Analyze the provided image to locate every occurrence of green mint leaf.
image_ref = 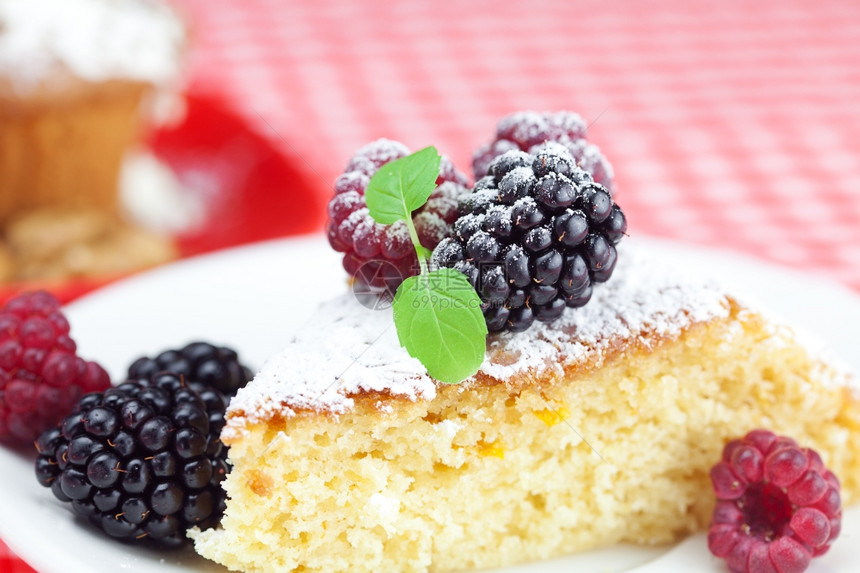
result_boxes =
[416,245,433,260]
[392,268,488,384]
[365,146,441,225]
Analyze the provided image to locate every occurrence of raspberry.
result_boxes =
[708,429,842,573]
[0,291,110,447]
[127,341,253,399]
[34,371,229,548]
[472,111,616,194]
[326,139,470,290]
[431,144,626,333]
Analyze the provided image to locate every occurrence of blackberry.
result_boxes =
[472,111,616,194]
[326,139,470,290]
[34,372,229,547]
[127,341,252,398]
[125,342,250,437]
[432,144,626,333]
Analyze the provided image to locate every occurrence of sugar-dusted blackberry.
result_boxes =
[34,372,229,548]
[472,111,616,194]
[432,144,626,333]
[326,139,470,290]
[127,341,252,398]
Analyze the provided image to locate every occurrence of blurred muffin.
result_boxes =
[0,0,184,223]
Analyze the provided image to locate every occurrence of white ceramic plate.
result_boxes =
[1,234,859,573]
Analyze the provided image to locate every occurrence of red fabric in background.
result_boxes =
[175,0,860,287]
[4,0,860,569]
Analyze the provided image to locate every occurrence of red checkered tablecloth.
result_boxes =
[3,0,859,569]
[173,0,860,285]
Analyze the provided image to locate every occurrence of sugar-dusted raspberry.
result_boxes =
[708,429,841,573]
[327,139,470,290]
[0,291,110,447]
[472,111,616,194]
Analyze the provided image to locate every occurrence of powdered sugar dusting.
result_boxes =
[475,110,616,193]
[504,165,537,186]
[537,141,576,162]
[224,245,734,439]
[497,111,588,144]
[333,171,370,195]
[381,220,411,252]
[223,296,437,439]
[0,0,183,93]
[344,139,409,177]
[480,251,730,380]
[412,211,448,245]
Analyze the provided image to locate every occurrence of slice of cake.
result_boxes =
[191,249,860,572]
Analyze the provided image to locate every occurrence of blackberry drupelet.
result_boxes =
[34,372,229,548]
[432,144,626,333]
[326,139,470,289]
[472,111,616,194]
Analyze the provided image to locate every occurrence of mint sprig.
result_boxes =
[392,270,487,383]
[366,147,487,383]
[366,146,440,225]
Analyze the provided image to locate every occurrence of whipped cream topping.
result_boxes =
[223,246,733,439]
[0,0,183,92]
